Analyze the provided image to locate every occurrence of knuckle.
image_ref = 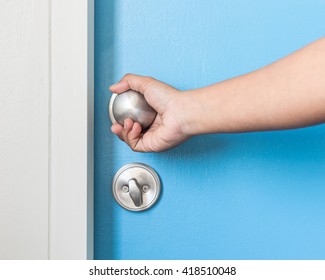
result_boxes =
[141,76,155,92]
[144,76,155,85]
[144,76,154,81]
[123,73,132,80]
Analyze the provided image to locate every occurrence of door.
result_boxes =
[95,0,325,259]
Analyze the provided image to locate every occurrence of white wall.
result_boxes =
[0,0,49,259]
[0,0,93,260]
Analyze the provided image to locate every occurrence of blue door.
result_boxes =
[95,1,325,259]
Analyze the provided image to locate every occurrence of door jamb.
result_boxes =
[49,0,94,259]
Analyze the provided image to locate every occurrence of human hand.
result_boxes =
[110,74,191,152]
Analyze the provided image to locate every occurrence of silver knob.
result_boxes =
[109,90,157,130]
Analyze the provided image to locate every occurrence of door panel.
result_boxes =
[95,0,325,259]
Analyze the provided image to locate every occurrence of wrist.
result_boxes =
[178,86,225,136]
[178,89,206,136]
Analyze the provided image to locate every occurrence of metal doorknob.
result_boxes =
[112,163,161,211]
[109,90,157,130]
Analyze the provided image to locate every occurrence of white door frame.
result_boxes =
[50,0,94,259]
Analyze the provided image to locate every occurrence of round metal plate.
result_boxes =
[112,163,161,211]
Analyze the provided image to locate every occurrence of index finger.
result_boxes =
[109,73,155,95]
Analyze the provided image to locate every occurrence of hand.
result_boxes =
[110,74,190,152]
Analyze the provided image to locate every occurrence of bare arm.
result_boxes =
[182,37,325,135]
[110,38,325,152]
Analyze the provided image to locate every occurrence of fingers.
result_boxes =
[110,73,178,116]
[109,79,130,94]
[111,118,143,151]
[109,73,155,95]
[127,122,142,150]
[111,123,124,141]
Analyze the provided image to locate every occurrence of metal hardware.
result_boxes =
[112,163,161,211]
[109,90,157,130]
[142,185,150,193]
[128,179,143,207]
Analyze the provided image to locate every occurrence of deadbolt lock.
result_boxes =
[112,163,161,211]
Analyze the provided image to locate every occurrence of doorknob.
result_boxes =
[109,90,157,130]
[112,163,161,211]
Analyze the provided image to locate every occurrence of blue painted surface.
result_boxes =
[95,0,325,259]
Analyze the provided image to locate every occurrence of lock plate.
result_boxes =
[112,163,161,211]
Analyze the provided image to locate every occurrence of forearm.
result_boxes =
[182,37,325,135]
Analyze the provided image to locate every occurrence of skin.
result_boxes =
[110,37,325,152]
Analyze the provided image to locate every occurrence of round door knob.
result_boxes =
[109,90,157,130]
